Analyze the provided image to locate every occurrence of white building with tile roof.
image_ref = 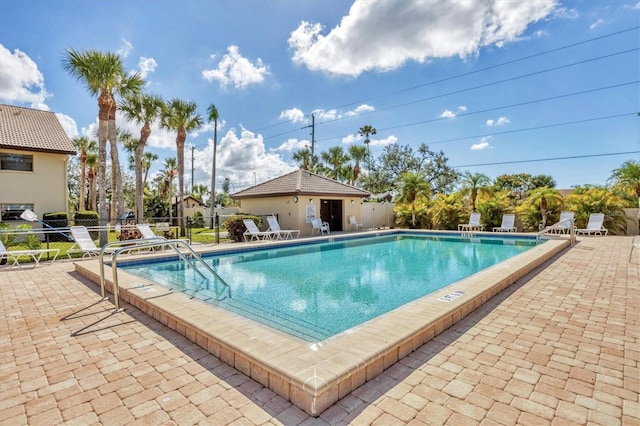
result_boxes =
[0,104,76,221]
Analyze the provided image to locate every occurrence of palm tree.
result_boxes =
[358,125,377,170]
[293,148,319,171]
[191,184,208,201]
[72,136,97,211]
[348,144,367,186]
[161,100,203,235]
[460,171,492,212]
[609,160,640,228]
[120,93,165,221]
[63,49,144,244]
[207,104,219,227]
[321,146,350,181]
[159,157,178,223]
[523,187,563,229]
[141,152,158,188]
[398,171,431,227]
[86,153,98,211]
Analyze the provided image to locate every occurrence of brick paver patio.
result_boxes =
[1,236,638,425]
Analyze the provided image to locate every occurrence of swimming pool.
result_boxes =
[76,230,569,416]
[121,234,538,341]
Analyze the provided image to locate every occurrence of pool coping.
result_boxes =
[74,230,570,416]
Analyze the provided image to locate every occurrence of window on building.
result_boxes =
[0,153,33,171]
[0,204,34,221]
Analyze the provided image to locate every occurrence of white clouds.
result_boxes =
[202,46,270,89]
[55,113,79,139]
[117,39,133,58]
[471,136,493,150]
[137,57,157,78]
[590,19,605,30]
[279,108,305,123]
[0,44,49,109]
[345,104,375,117]
[486,116,510,126]
[288,0,558,76]
[440,106,467,118]
[215,127,296,188]
[274,138,309,152]
[342,132,397,147]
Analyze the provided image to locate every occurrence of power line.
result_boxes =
[312,81,639,144]
[452,151,640,168]
[256,26,639,137]
[426,112,637,145]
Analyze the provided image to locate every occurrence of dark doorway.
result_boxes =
[320,199,343,231]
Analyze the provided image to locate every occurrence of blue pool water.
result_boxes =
[121,234,539,341]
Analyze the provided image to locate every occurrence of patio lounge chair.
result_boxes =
[266,216,300,240]
[311,217,330,235]
[458,212,483,232]
[67,226,118,258]
[493,214,516,232]
[243,219,277,242]
[575,213,608,236]
[348,215,364,231]
[546,211,574,234]
[0,240,59,267]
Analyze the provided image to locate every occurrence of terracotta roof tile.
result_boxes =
[0,104,76,154]
[232,169,370,199]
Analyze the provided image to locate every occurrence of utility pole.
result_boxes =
[302,114,315,155]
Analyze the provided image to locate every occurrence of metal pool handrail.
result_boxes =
[536,218,576,246]
[99,239,231,311]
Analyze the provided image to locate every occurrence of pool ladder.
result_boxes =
[98,239,231,311]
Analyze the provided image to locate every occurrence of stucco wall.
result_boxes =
[0,149,69,219]
[624,208,639,235]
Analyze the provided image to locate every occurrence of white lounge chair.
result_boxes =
[575,213,608,236]
[493,214,516,232]
[458,212,483,232]
[0,240,59,267]
[348,215,363,231]
[266,216,300,240]
[311,217,330,235]
[67,226,118,258]
[546,211,574,234]
[243,219,277,242]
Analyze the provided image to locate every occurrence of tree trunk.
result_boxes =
[135,124,151,222]
[177,130,186,236]
[79,153,86,210]
[108,100,124,225]
[97,91,111,246]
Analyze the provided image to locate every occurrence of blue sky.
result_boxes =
[1,0,638,192]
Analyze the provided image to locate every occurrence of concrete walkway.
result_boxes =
[1,236,638,425]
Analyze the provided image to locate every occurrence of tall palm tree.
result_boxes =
[161,99,203,235]
[321,146,350,181]
[460,171,492,212]
[348,144,368,186]
[398,171,431,228]
[120,93,165,221]
[72,136,97,211]
[609,160,640,227]
[207,104,219,227]
[358,125,377,168]
[191,184,208,201]
[63,49,144,244]
[86,153,98,211]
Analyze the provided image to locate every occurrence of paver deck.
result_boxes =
[1,236,638,425]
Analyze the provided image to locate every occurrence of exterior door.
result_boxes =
[320,199,343,231]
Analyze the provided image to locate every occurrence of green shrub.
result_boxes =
[223,215,261,242]
[43,212,69,242]
[74,211,99,239]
